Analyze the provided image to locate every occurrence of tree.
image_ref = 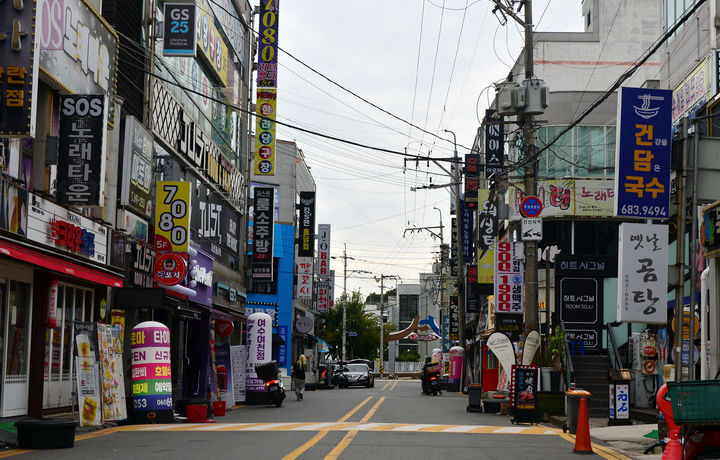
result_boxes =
[365,288,397,305]
[319,290,383,360]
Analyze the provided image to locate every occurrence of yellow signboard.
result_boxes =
[154,181,190,252]
[196,0,229,86]
[254,88,277,175]
[477,189,495,284]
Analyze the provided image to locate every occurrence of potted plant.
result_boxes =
[542,327,566,392]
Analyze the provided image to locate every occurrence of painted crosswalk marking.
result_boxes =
[121,422,561,435]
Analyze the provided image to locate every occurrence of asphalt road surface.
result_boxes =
[5,379,630,459]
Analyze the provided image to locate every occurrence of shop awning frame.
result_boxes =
[0,239,123,287]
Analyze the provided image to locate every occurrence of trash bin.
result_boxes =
[607,368,632,426]
[467,384,482,412]
[564,389,592,434]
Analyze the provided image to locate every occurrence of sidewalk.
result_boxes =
[549,415,662,459]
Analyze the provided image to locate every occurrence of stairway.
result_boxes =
[570,354,611,417]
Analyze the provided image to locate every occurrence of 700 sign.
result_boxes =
[155,182,190,253]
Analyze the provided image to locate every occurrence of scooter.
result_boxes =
[421,365,441,396]
[265,377,285,407]
[255,361,286,407]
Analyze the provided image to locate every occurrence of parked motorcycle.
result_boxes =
[255,361,285,407]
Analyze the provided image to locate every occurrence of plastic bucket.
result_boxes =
[187,404,207,422]
[212,401,226,417]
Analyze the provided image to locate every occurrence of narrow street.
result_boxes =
[6,380,627,460]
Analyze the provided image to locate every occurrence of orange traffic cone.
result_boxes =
[573,396,593,454]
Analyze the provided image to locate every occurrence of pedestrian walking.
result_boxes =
[292,355,306,400]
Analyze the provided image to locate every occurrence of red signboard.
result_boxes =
[153,252,188,286]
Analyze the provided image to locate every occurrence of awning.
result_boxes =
[0,239,123,287]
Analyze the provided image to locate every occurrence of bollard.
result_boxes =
[656,384,682,460]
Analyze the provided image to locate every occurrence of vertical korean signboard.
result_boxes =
[121,116,153,218]
[298,191,315,257]
[296,258,312,299]
[252,187,275,280]
[255,0,279,176]
[154,181,190,253]
[614,87,672,219]
[485,110,504,177]
[0,0,39,137]
[464,154,480,209]
[477,189,497,288]
[257,0,279,88]
[57,94,107,206]
[617,223,668,324]
[254,88,277,175]
[494,241,524,314]
[163,3,196,56]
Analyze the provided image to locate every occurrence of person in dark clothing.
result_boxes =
[421,356,442,395]
[292,355,306,400]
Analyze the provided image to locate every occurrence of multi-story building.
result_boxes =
[248,139,316,385]
[0,0,254,419]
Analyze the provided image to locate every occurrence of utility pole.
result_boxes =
[444,129,466,349]
[522,0,539,332]
[340,244,351,361]
[376,274,399,370]
[490,0,539,332]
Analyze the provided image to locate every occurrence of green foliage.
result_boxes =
[318,290,382,360]
[365,288,397,305]
[398,349,421,362]
[542,327,566,371]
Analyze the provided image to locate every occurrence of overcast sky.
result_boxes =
[271,1,584,299]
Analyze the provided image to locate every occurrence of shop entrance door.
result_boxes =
[44,284,94,409]
[0,268,33,417]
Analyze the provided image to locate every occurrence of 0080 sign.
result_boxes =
[155,182,190,252]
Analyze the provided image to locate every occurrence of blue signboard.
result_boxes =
[278,325,288,366]
[615,87,672,219]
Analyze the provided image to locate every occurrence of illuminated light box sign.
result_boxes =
[131,321,172,412]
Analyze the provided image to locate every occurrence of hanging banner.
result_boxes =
[298,191,316,257]
[163,3,197,57]
[494,241,524,314]
[252,187,275,280]
[254,88,277,175]
[0,0,39,137]
[617,223,668,323]
[257,0,279,88]
[484,109,504,177]
[215,342,234,409]
[614,86,672,219]
[57,94,107,206]
[154,181,191,253]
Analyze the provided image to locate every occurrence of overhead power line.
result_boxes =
[503,0,707,175]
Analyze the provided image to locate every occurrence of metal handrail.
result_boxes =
[607,323,623,369]
[560,323,574,387]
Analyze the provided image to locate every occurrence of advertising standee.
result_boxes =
[130,321,173,423]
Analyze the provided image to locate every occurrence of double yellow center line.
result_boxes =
[283,389,389,460]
